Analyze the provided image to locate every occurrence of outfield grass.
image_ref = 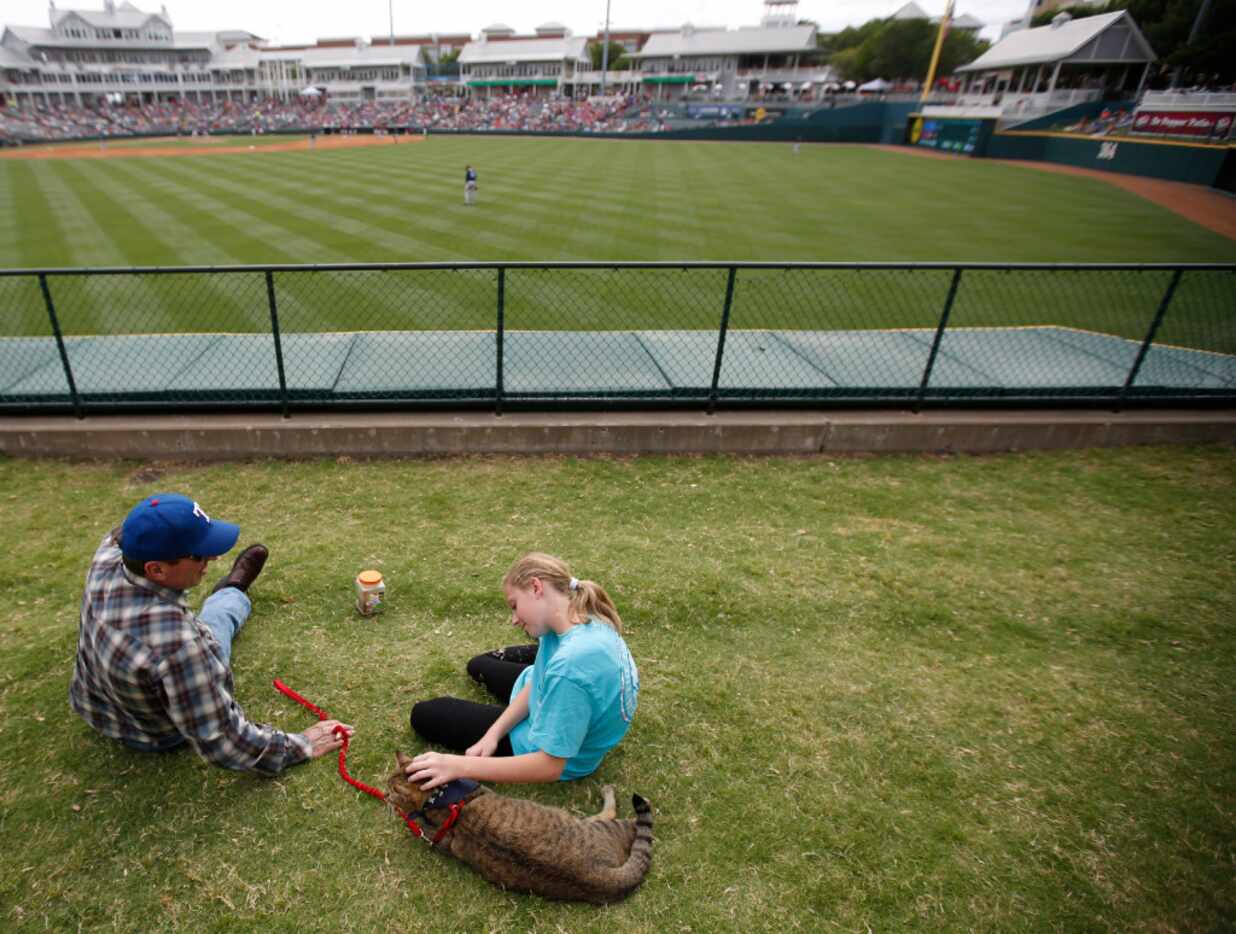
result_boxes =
[4,137,1233,268]
[0,138,1231,345]
[0,447,1234,931]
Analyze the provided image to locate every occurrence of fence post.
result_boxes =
[707,266,738,415]
[1118,268,1183,409]
[915,267,963,413]
[39,273,83,420]
[495,267,506,416]
[265,270,290,419]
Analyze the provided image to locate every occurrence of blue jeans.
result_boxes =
[121,587,252,752]
[199,586,252,666]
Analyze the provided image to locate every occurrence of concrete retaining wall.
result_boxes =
[2,410,1232,459]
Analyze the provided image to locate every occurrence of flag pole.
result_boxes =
[920,0,954,104]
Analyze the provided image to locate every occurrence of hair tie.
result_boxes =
[568,577,580,592]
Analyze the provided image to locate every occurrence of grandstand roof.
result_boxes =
[52,3,167,31]
[891,2,930,20]
[890,3,983,30]
[630,24,817,58]
[459,35,589,65]
[215,42,422,69]
[957,11,1154,72]
[3,23,214,49]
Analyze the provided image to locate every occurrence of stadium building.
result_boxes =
[627,0,833,101]
[2,1,853,109]
[458,23,593,99]
[0,1,445,107]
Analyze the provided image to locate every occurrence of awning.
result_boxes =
[467,78,558,88]
[643,74,695,85]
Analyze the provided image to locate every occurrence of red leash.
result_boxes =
[273,678,464,844]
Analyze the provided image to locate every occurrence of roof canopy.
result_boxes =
[957,11,1154,73]
[459,35,589,65]
[631,24,817,59]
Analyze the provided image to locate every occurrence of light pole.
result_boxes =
[1171,0,1213,89]
[601,0,612,96]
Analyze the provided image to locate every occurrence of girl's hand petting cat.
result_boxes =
[302,720,354,759]
[406,751,463,790]
[465,736,498,758]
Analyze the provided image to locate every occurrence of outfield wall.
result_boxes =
[985,131,1232,187]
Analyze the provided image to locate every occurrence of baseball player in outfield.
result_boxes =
[465,165,478,205]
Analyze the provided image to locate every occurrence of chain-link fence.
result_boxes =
[1,262,1232,415]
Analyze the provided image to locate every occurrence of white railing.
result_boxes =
[734,68,837,83]
[570,70,643,85]
[1140,91,1236,110]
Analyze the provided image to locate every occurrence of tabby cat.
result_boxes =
[386,751,653,904]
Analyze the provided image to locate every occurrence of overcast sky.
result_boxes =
[7,1,1031,44]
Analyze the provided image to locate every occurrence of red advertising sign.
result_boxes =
[1132,110,1234,140]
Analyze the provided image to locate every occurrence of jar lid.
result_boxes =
[357,570,384,585]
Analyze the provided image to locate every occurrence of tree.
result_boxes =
[827,17,990,82]
[588,41,631,71]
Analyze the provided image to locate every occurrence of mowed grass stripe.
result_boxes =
[73,160,272,332]
[103,158,406,331]
[167,154,526,320]
[0,164,64,335]
[203,150,479,261]
[148,155,513,329]
[133,158,338,264]
[185,150,490,261]
[54,160,263,334]
[305,140,667,258]
[89,159,250,267]
[217,146,588,261]
[0,164,20,268]
[26,161,179,333]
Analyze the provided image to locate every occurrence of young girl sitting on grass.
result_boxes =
[407,553,639,788]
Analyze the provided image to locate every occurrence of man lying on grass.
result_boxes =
[69,493,353,773]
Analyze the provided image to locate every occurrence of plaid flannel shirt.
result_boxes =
[69,532,311,774]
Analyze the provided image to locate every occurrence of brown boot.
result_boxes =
[210,544,268,595]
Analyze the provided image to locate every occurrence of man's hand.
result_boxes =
[302,720,353,759]
[465,735,498,758]
[405,750,466,791]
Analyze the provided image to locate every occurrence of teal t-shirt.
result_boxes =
[507,618,639,780]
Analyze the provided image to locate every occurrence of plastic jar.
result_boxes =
[355,569,386,616]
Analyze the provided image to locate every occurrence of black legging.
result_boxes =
[409,644,538,755]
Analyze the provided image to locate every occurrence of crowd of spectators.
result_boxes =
[0,93,664,143]
[1058,107,1135,136]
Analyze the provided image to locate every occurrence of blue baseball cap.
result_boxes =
[121,494,240,563]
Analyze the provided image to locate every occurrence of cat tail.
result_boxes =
[594,794,654,903]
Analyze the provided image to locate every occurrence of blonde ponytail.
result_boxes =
[504,552,624,633]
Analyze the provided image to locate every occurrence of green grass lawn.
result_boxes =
[3,137,1233,268]
[1,447,1234,931]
